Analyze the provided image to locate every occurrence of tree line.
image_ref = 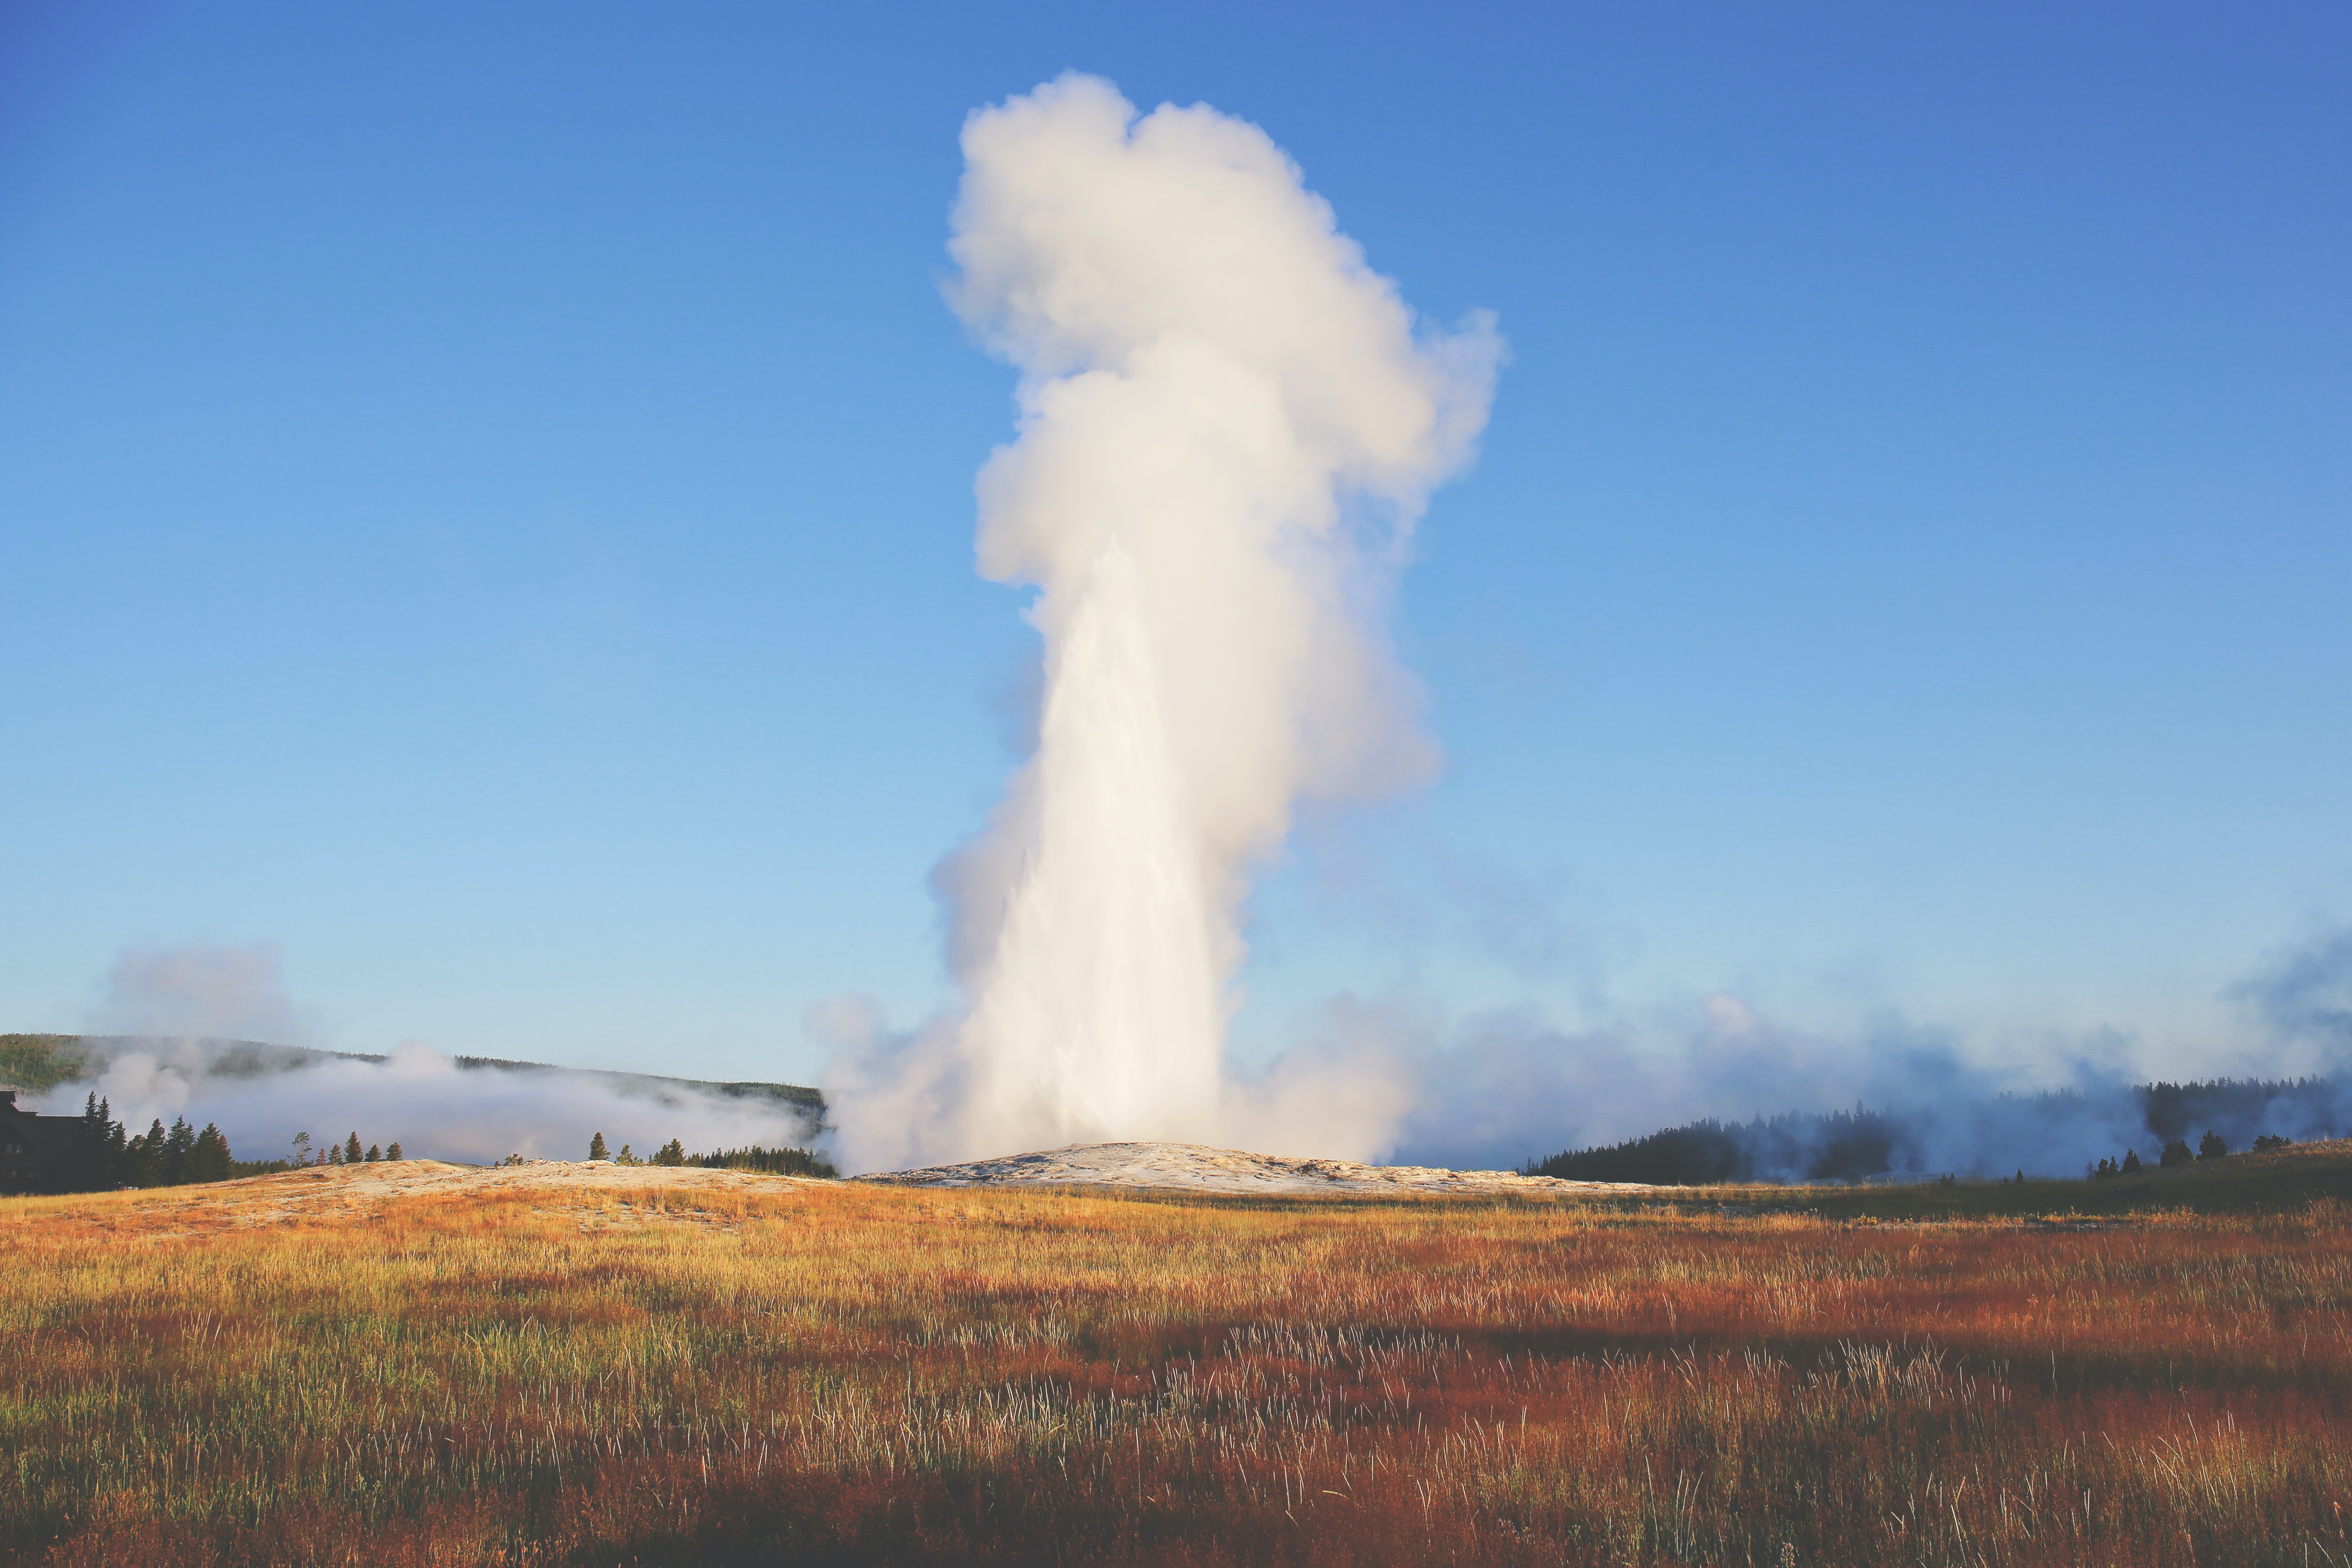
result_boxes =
[288,1130,404,1166]
[585,1131,836,1177]
[49,1095,243,1192]
[1527,1077,2337,1185]
[31,1101,417,1194]
[2091,1128,2291,1178]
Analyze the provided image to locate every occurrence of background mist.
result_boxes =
[28,944,816,1166]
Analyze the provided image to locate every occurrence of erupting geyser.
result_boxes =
[828,74,1499,1173]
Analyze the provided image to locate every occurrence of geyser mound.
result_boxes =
[850,1140,1645,1196]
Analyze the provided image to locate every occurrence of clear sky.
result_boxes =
[4,1,2346,1098]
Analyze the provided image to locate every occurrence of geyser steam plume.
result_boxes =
[829,75,1499,1172]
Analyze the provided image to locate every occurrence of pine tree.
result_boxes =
[328,1140,345,1166]
[386,1141,403,1161]
[344,1132,363,1164]
[2122,1149,2142,1174]
[117,1119,167,1189]
[187,1125,234,1183]
[654,1138,687,1167]
[292,1132,312,1165]
[164,1117,196,1184]
[589,1132,610,1161]
[364,1145,380,1162]
[77,1094,118,1190]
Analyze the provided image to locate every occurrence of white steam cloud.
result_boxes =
[57,1041,810,1168]
[47,942,814,1165]
[95,941,309,1046]
[827,75,1499,1172]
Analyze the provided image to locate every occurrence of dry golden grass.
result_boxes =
[3,1163,2347,1565]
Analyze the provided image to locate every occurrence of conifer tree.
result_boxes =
[187,1124,234,1183]
[386,1141,403,1161]
[115,1118,167,1188]
[77,1095,118,1190]
[589,1132,609,1161]
[164,1117,196,1184]
[365,1145,381,1162]
[344,1132,363,1163]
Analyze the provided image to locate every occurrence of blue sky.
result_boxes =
[3,0,2346,1095]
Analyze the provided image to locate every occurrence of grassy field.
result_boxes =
[3,1156,2348,1566]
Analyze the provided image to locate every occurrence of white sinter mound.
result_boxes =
[853,1141,1652,1195]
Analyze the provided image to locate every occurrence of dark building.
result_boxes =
[0,1088,81,1193]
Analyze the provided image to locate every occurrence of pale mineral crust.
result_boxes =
[852,1140,1653,1195]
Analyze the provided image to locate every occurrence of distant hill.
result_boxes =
[0,1033,825,1119]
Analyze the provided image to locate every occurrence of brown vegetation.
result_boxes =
[2,1161,2347,1565]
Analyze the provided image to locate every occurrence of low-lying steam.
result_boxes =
[40,1038,814,1168]
[36,945,817,1165]
[828,75,1499,1172]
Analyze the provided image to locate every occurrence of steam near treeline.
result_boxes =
[6,944,831,1173]
[12,1087,836,1197]
[1297,917,2352,1179]
[3,1031,826,1177]
[1533,1077,2346,1184]
[22,903,2352,1184]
